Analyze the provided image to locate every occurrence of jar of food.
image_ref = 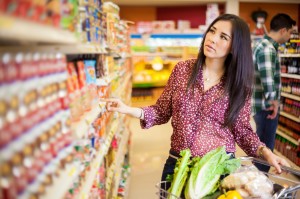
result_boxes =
[0,162,17,199]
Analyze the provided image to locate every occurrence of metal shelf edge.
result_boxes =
[280,111,300,123]
[0,14,77,44]
[281,73,300,80]
[281,92,300,101]
[276,129,299,146]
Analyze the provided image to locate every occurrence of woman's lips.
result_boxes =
[205,44,215,51]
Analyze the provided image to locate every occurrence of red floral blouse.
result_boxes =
[141,59,264,157]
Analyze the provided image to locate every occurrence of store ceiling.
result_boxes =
[106,0,300,6]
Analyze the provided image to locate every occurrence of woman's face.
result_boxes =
[204,20,232,60]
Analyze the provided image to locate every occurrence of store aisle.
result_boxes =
[128,117,172,199]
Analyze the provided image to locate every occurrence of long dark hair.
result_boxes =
[187,14,253,129]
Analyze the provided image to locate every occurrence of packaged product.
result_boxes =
[46,0,61,27]
[84,60,97,78]
[60,0,78,31]
[0,162,18,198]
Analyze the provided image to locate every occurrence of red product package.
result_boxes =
[6,0,31,18]
[76,61,86,89]
[2,53,19,83]
[0,0,10,13]
[66,62,79,93]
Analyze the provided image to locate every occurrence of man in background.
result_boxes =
[252,13,296,172]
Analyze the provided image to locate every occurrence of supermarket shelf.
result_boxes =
[122,175,131,199]
[78,119,119,199]
[0,43,107,54]
[106,162,116,194]
[281,92,300,101]
[113,74,132,98]
[112,129,129,198]
[0,14,77,44]
[131,33,203,39]
[279,54,300,58]
[19,144,77,199]
[71,103,104,139]
[276,129,299,146]
[132,52,168,57]
[79,3,103,15]
[96,71,119,86]
[115,52,132,59]
[274,149,300,170]
[0,111,67,163]
[281,73,300,79]
[42,162,80,199]
[278,125,299,143]
[280,111,300,123]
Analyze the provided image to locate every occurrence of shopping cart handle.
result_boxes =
[239,156,300,177]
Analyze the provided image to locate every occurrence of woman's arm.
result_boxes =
[103,98,144,119]
[233,97,290,173]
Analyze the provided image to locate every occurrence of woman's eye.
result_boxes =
[209,29,215,33]
[221,35,228,40]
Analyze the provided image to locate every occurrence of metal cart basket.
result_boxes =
[155,156,300,199]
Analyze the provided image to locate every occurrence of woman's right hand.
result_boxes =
[102,98,129,114]
[101,98,144,119]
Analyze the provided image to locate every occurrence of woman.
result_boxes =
[103,14,289,186]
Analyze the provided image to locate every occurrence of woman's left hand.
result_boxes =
[262,147,290,174]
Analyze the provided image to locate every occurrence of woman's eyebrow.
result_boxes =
[221,32,231,39]
[211,25,231,39]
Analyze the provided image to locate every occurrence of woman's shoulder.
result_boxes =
[173,59,197,74]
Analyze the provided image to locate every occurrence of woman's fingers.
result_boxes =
[106,101,119,111]
[271,156,291,174]
[100,98,127,113]
[273,160,282,174]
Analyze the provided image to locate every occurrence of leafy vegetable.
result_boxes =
[184,146,241,199]
[167,149,191,199]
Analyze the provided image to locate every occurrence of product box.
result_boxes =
[152,20,175,33]
[84,60,97,85]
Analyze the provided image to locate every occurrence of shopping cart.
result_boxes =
[155,156,300,199]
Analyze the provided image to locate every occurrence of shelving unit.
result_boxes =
[276,128,299,146]
[0,14,77,44]
[281,92,300,101]
[279,54,300,58]
[0,2,132,199]
[72,103,104,139]
[274,149,300,170]
[0,44,107,54]
[78,119,119,199]
[278,50,300,167]
[280,111,300,123]
[37,158,81,199]
[111,127,130,198]
[281,73,300,79]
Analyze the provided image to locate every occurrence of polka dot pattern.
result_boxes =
[140,59,264,157]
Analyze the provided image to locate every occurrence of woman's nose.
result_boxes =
[208,35,216,44]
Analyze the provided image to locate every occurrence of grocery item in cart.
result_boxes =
[157,156,300,199]
[220,165,273,198]
[166,147,241,199]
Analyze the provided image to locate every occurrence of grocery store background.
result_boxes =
[0,0,300,199]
